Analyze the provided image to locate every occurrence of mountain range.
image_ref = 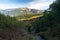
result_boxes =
[0,8,43,17]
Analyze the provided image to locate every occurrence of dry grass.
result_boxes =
[17,14,43,21]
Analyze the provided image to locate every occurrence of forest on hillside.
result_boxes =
[0,0,60,40]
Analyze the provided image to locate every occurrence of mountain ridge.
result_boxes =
[0,8,43,17]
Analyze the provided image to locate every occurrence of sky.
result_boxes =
[0,0,54,10]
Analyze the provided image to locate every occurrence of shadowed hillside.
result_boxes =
[0,13,44,40]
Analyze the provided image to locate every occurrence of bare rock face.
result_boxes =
[0,27,37,40]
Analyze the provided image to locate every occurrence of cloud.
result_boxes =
[27,0,54,10]
[0,0,54,10]
[0,4,26,9]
